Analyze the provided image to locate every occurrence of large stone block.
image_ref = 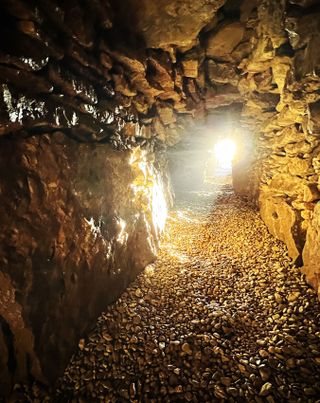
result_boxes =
[259,195,303,261]
[302,203,320,297]
[206,22,245,60]
[113,0,226,51]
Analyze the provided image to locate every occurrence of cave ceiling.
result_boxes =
[1,0,318,153]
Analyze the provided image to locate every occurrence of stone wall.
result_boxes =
[230,0,320,296]
[182,0,320,298]
[0,132,169,393]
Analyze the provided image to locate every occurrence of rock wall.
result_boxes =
[0,132,169,393]
[181,0,320,297]
[229,0,320,296]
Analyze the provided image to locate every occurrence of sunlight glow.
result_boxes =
[214,139,236,169]
[129,148,167,235]
[152,180,168,233]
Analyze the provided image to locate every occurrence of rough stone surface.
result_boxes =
[259,195,302,261]
[302,203,320,297]
[0,133,169,393]
[206,22,245,60]
[113,0,226,51]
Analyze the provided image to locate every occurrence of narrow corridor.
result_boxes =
[23,186,320,402]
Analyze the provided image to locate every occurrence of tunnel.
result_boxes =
[1,0,320,401]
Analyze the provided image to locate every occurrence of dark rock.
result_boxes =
[0,66,53,94]
[48,63,98,105]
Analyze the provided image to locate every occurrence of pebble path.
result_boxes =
[23,186,320,402]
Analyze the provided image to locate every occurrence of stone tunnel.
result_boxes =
[1,0,320,401]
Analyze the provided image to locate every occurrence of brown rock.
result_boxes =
[205,85,242,109]
[181,59,199,78]
[100,52,113,70]
[0,135,163,389]
[206,60,239,86]
[148,57,175,91]
[259,194,302,261]
[302,203,320,296]
[157,105,176,125]
[206,22,245,60]
[114,0,226,50]
[259,382,273,396]
[112,74,137,97]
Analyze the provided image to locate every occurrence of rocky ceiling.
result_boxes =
[1,0,320,393]
[1,0,319,147]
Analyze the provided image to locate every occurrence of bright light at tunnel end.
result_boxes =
[214,139,236,169]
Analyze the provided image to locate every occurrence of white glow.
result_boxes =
[129,148,167,235]
[84,217,101,239]
[152,180,168,233]
[214,139,236,168]
[116,217,128,244]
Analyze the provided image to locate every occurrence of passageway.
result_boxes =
[1,0,320,400]
[16,184,320,402]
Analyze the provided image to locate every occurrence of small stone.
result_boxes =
[173,368,181,375]
[135,288,143,297]
[259,382,273,397]
[129,383,136,398]
[303,387,316,396]
[287,291,300,302]
[221,377,232,386]
[226,386,238,397]
[78,339,85,350]
[259,349,269,358]
[259,366,271,381]
[274,292,283,304]
[185,391,193,401]
[174,385,183,393]
[257,339,266,346]
[238,364,246,373]
[129,335,138,343]
[132,315,141,325]
[102,332,113,341]
[214,385,227,399]
[314,357,320,365]
[181,342,192,355]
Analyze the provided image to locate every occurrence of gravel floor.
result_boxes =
[19,186,320,402]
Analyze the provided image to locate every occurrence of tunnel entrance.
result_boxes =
[204,137,236,185]
[167,110,242,209]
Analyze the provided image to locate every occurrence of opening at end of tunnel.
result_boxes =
[205,138,236,185]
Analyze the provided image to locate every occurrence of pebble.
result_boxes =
[259,382,273,396]
[259,366,271,381]
[181,342,192,355]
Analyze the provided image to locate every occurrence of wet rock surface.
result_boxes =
[18,186,320,402]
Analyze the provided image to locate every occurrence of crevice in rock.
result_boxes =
[0,316,17,374]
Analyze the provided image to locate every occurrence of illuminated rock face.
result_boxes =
[0,134,170,392]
